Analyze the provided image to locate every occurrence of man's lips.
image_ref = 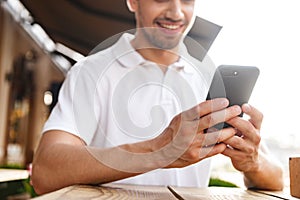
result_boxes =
[156,21,184,32]
[158,23,182,30]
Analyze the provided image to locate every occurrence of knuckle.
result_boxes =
[254,132,261,145]
[246,145,259,155]
[247,146,255,154]
[226,106,240,118]
[202,115,215,127]
[259,113,264,122]
[183,148,199,161]
[194,105,201,115]
[189,150,199,161]
[230,137,239,147]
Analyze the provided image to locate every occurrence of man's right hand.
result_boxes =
[150,98,242,168]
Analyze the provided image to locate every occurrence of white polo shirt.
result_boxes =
[43,33,215,187]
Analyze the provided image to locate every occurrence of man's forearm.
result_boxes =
[243,152,284,191]
[32,142,155,194]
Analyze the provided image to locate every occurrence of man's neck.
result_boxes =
[131,38,180,72]
[138,48,179,64]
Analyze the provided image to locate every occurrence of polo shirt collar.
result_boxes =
[113,33,197,74]
[112,33,145,68]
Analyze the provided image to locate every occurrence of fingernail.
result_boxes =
[221,98,229,106]
[243,104,251,112]
[234,105,242,113]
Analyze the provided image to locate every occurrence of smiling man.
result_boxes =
[131,0,193,50]
[31,0,283,194]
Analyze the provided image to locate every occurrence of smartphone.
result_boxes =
[206,65,260,130]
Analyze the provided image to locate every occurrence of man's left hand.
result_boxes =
[222,104,262,172]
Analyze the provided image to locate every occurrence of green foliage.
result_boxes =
[209,177,238,188]
[22,177,38,197]
[0,163,24,169]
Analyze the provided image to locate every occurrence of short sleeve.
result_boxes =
[42,58,99,145]
[42,64,81,138]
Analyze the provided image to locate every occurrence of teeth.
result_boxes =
[160,24,180,30]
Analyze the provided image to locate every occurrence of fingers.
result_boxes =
[199,143,227,159]
[167,143,227,168]
[168,128,238,167]
[196,128,237,147]
[177,98,242,133]
[242,104,263,130]
[181,98,229,121]
[226,105,262,144]
[222,143,260,172]
[227,118,260,144]
[223,135,253,153]
[180,128,237,163]
[222,147,247,161]
[197,105,242,132]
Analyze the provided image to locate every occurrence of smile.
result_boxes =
[160,23,181,30]
[157,22,183,31]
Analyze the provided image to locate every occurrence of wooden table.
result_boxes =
[0,169,30,199]
[33,183,299,200]
[0,168,29,182]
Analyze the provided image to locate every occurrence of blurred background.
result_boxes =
[197,0,300,185]
[0,0,299,198]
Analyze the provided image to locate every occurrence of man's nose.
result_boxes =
[166,0,184,21]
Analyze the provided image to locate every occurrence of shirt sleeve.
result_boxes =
[42,58,98,145]
[42,65,81,138]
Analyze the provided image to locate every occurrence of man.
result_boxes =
[31,0,283,194]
